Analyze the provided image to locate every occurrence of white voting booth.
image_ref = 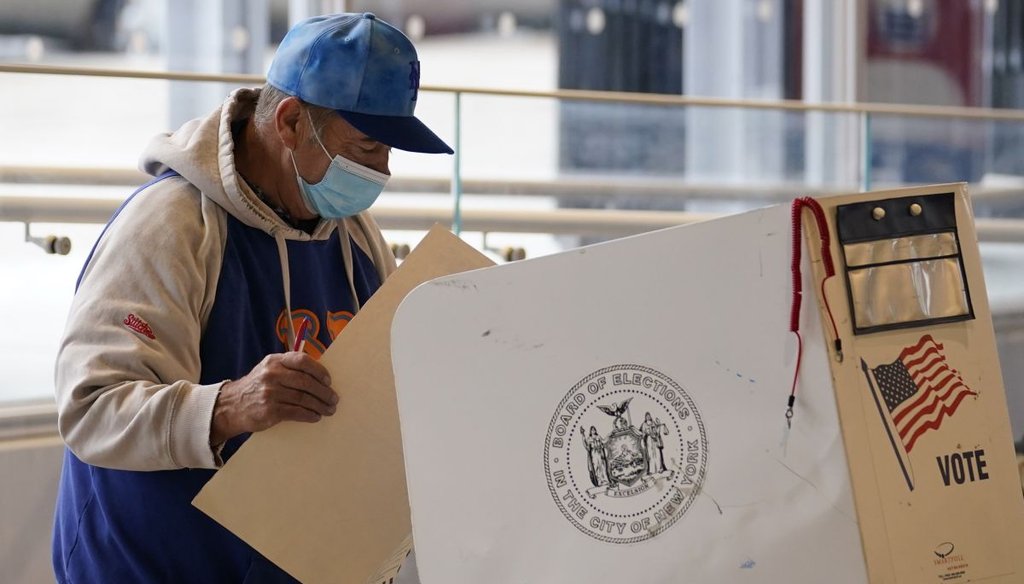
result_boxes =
[392,201,865,583]
[391,184,1024,583]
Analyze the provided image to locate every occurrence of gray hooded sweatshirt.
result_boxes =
[54,87,397,472]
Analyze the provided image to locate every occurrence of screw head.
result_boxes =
[872,207,886,221]
[909,203,923,216]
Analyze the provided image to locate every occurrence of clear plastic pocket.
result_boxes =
[846,257,970,330]
[837,193,974,335]
[843,232,958,267]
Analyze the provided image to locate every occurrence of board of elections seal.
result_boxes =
[544,364,708,544]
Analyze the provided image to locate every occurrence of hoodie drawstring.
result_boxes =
[274,222,361,352]
[337,220,361,314]
[275,233,297,349]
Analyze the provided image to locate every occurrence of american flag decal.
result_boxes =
[873,335,977,453]
[861,335,978,491]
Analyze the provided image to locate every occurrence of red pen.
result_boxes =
[292,317,311,353]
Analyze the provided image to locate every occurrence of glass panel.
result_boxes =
[866,115,1024,221]
[0,74,169,169]
[868,114,988,186]
[0,221,104,403]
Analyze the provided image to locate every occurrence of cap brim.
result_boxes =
[336,110,454,154]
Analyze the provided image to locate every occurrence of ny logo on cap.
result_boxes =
[409,60,420,102]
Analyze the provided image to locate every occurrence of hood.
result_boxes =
[137,88,400,348]
[138,87,334,241]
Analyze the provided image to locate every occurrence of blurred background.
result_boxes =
[4,0,1024,580]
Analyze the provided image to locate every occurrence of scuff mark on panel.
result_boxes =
[774,458,856,523]
[431,278,478,291]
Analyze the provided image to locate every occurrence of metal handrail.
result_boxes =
[0,400,59,441]
[5,193,1024,242]
[0,164,865,201]
[6,62,1024,121]
[0,194,715,237]
[7,165,1024,204]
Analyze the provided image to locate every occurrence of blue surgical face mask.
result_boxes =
[291,114,390,219]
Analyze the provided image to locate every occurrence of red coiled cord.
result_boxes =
[788,197,842,425]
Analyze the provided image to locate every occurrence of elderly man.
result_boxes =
[51,13,449,583]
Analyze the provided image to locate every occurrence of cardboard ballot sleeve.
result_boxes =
[193,226,494,584]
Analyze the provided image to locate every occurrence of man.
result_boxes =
[51,13,451,583]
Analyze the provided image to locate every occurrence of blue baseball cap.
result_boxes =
[268,13,453,154]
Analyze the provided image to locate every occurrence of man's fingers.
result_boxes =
[276,404,322,424]
[279,351,332,386]
[274,368,338,407]
[279,387,337,417]
[228,353,341,433]
[264,352,337,405]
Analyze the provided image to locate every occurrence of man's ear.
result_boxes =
[275,97,303,150]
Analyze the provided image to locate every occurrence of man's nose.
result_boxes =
[370,150,391,176]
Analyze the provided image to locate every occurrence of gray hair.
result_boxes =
[253,84,335,142]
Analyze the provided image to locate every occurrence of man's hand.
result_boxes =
[210,352,337,445]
